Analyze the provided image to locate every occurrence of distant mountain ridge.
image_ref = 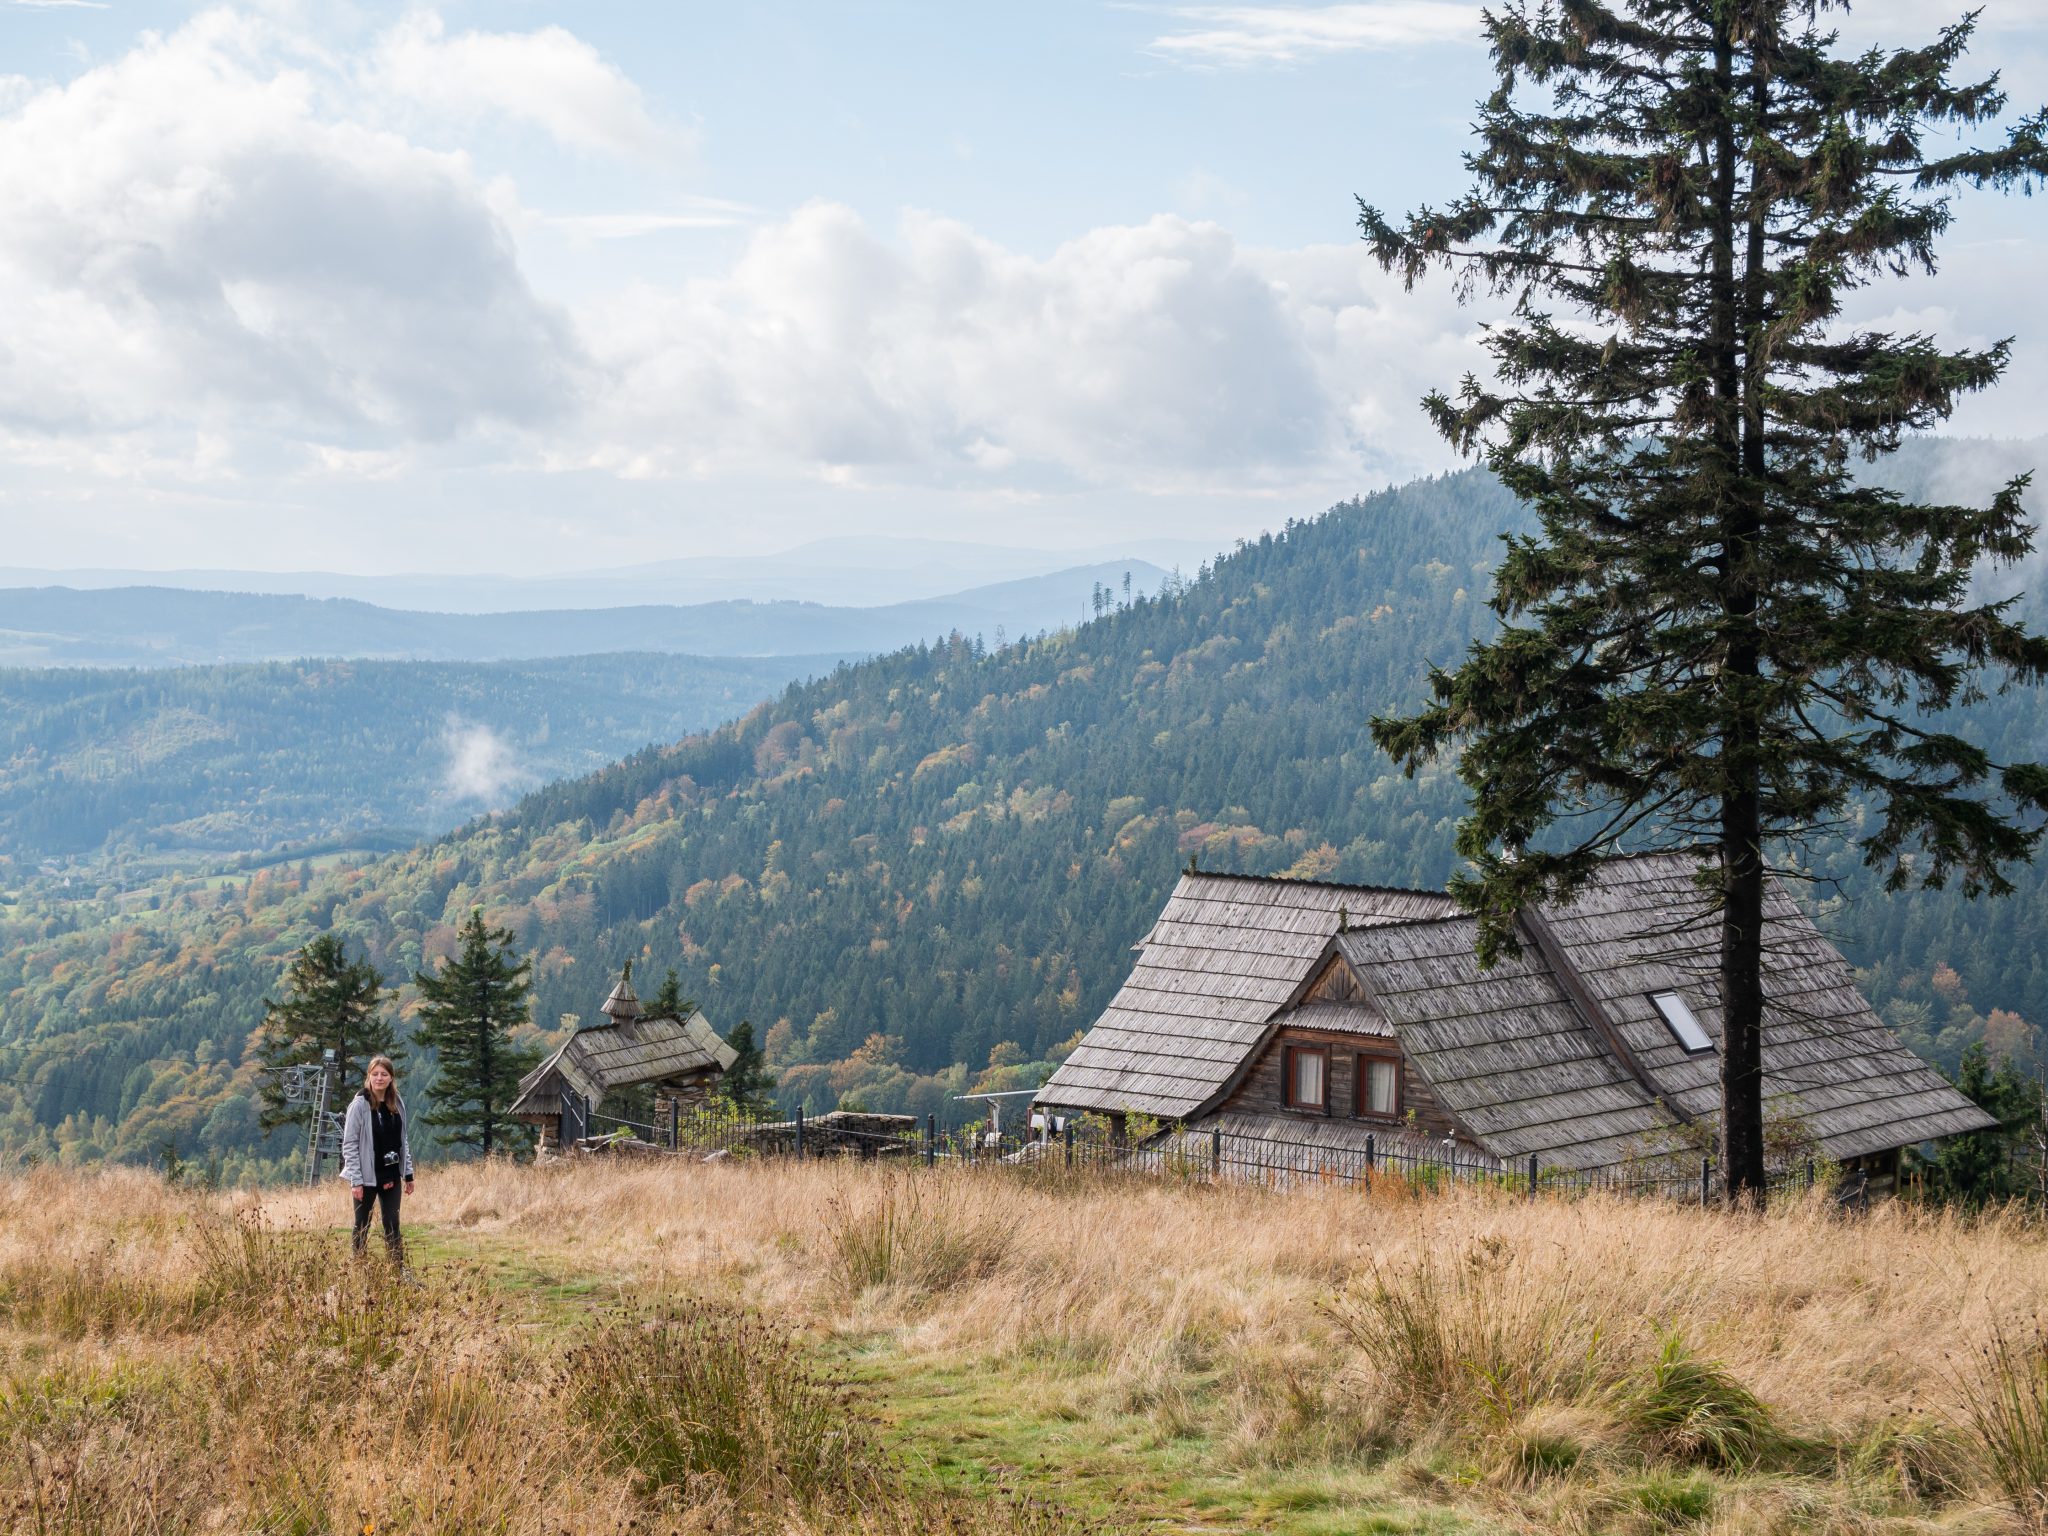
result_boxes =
[0,560,1169,668]
[0,536,1211,615]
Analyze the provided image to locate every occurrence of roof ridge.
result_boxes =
[1179,869,1455,900]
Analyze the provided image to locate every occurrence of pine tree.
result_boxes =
[718,1019,778,1113]
[1361,0,2048,1200]
[648,966,694,1019]
[255,934,398,1132]
[412,909,539,1155]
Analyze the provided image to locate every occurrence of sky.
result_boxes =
[0,0,2044,575]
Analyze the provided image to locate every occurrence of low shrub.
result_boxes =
[1327,1238,1610,1431]
[1611,1330,1777,1470]
[563,1299,882,1510]
[825,1172,1009,1299]
[1953,1318,2048,1529]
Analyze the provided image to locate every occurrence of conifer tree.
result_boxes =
[255,935,397,1132]
[648,966,693,1019]
[718,1020,778,1114]
[1361,0,2048,1199]
[413,909,538,1155]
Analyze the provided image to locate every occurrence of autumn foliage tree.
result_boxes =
[1362,0,2048,1198]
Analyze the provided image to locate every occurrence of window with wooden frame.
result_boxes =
[1355,1053,1401,1119]
[1282,1043,1329,1111]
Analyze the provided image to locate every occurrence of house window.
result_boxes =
[1284,1044,1328,1110]
[1651,991,1714,1054]
[1357,1055,1400,1118]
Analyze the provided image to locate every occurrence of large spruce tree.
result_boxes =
[1361,0,2048,1199]
[255,935,398,1132]
[413,909,538,1155]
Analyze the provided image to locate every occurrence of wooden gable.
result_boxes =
[1301,952,1365,1005]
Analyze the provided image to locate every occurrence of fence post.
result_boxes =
[669,1098,679,1152]
[1529,1152,1539,1201]
[1805,1155,1815,1191]
[1063,1120,1074,1169]
[1700,1156,1711,1209]
[1365,1132,1375,1173]
[794,1105,804,1160]
[925,1114,936,1168]
[1211,1124,1223,1180]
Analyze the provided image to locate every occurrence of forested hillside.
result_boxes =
[1,467,2043,1174]
[0,653,845,868]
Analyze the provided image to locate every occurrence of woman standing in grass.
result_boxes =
[342,1054,414,1260]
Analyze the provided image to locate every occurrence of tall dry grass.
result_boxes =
[6,1158,2048,1530]
[0,1165,1108,1535]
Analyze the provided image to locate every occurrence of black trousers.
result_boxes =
[352,1183,402,1259]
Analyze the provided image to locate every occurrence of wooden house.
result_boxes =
[1034,854,1993,1189]
[511,966,736,1151]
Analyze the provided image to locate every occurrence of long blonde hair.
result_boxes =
[362,1054,400,1112]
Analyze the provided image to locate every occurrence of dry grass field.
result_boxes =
[3,1158,2047,1535]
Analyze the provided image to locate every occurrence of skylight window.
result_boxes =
[1650,991,1714,1054]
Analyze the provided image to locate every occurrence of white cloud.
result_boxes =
[0,2,2033,570]
[0,9,579,467]
[442,719,527,804]
[1142,3,1483,66]
[543,203,756,240]
[571,202,1480,492]
[367,11,679,158]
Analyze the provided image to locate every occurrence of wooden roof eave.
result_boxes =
[1159,933,1348,1124]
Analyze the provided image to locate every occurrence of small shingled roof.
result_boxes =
[511,1003,737,1120]
[1034,871,1459,1118]
[600,969,643,1023]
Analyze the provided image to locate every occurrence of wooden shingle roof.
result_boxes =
[1042,853,1993,1168]
[510,1005,736,1120]
[1525,855,1992,1160]
[1336,917,1683,1169]
[1337,853,1993,1167]
[1034,872,1459,1118]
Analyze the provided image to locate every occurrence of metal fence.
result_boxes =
[560,1094,1842,1208]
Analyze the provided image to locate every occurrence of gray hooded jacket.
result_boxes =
[340,1091,414,1188]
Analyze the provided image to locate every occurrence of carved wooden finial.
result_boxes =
[1338,904,1350,934]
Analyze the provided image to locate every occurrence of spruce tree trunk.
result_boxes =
[1709,13,1769,1206]
[481,975,494,1158]
[1721,801,1770,1202]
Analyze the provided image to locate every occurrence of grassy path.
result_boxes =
[400,1218,1488,1535]
[840,1342,1481,1535]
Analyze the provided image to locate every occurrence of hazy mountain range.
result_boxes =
[0,559,1170,669]
[0,534,1215,614]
